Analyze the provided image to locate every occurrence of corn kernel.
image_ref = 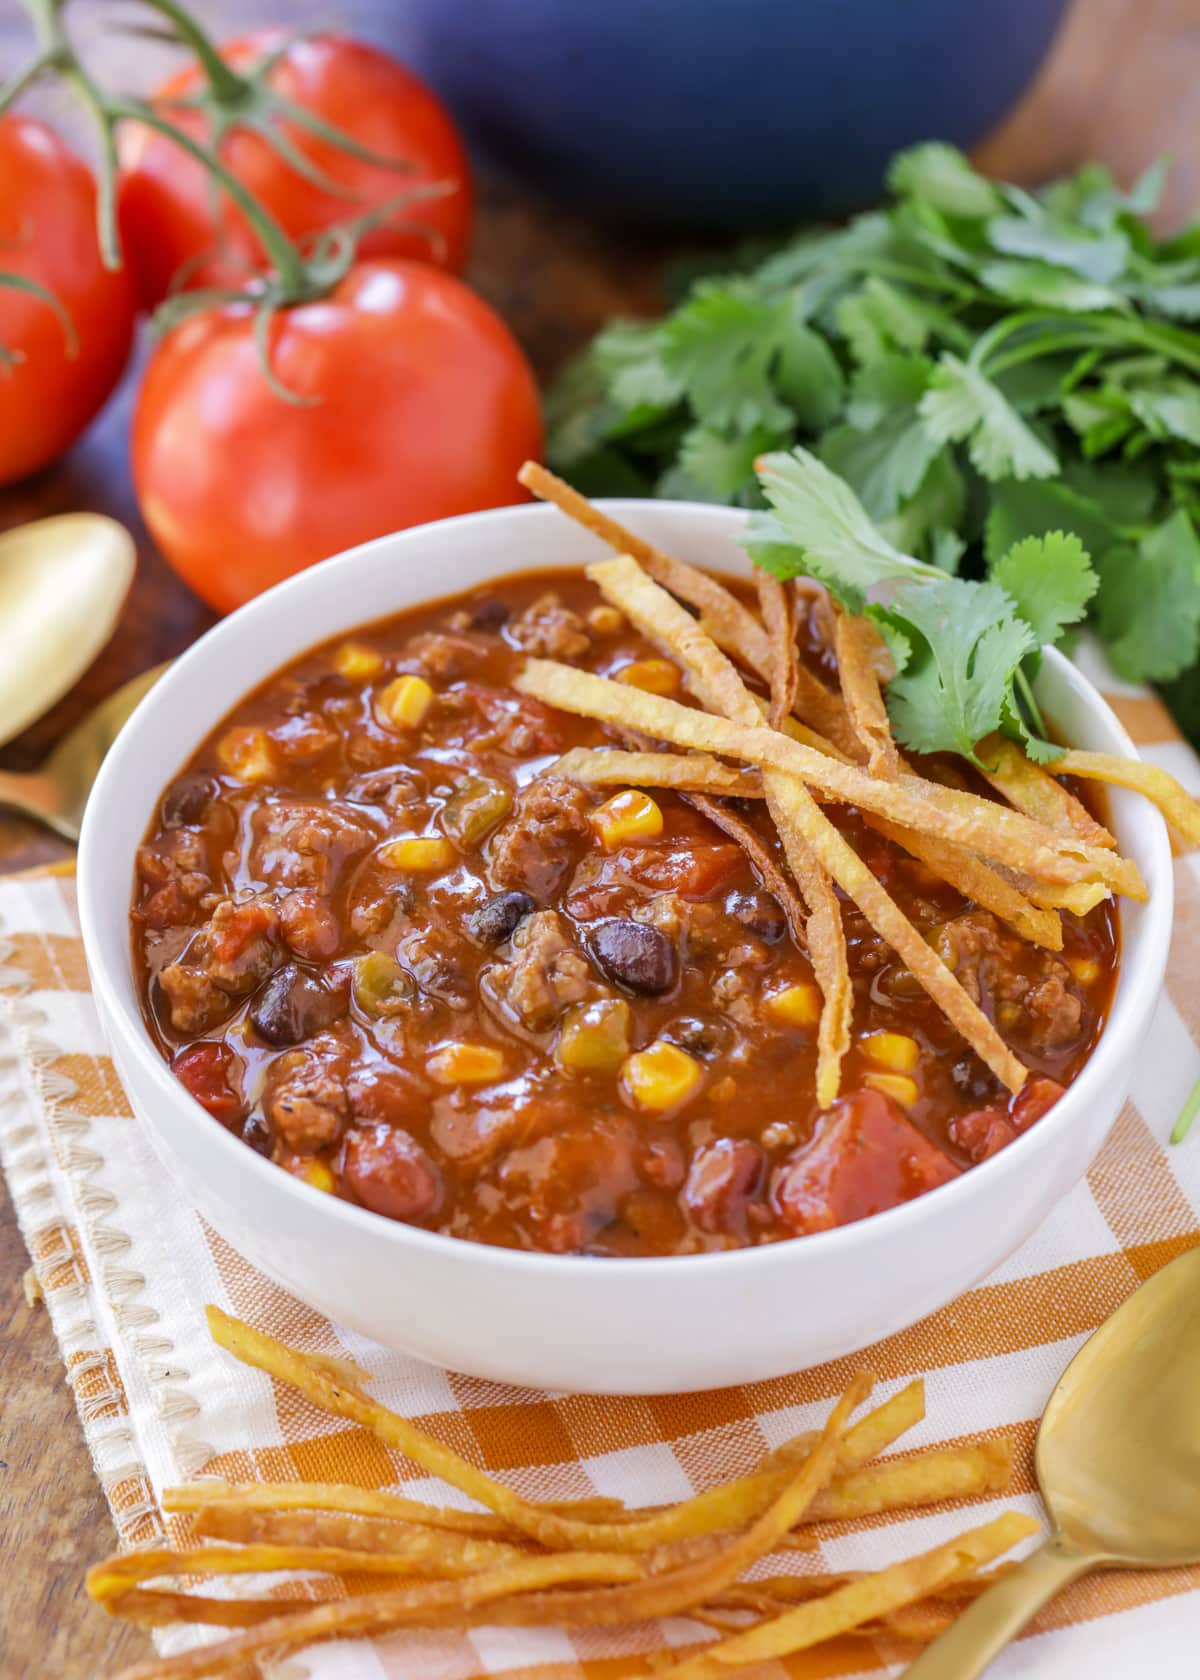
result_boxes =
[765,982,822,1028]
[378,836,457,873]
[618,657,681,696]
[587,605,624,634]
[864,1072,919,1108]
[428,1043,506,1086]
[861,1031,920,1073]
[557,998,631,1073]
[591,789,663,850]
[622,1041,702,1112]
[217,726,278,784]
[301,1160,336,1193]
[335,641,385,682]
[377,673,434,729]
[1068,955,1100,985]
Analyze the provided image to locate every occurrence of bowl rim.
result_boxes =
[78,497,1176,1278]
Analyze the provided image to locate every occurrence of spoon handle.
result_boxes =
[901,1532,1095,1680]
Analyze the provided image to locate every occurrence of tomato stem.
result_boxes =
[130,0,247,105]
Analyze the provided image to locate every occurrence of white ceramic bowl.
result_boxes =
[78,502,1174,1394]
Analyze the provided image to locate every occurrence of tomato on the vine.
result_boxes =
[131,260,542,614]
[0,116,136,486]
[117,32,473,310]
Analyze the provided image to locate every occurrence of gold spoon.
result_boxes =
[905,1242,1200,1678]
[0,513,136,748]
[0,664,166,841]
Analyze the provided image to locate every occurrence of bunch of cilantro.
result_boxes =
[548,144,1200,743]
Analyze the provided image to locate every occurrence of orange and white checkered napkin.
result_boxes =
[3,644,1200,1679]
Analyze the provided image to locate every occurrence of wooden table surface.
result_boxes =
[3,0,1199,1670]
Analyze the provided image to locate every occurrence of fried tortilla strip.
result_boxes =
[556,747,1062,948]
[107,1552,646,1680]
[553,746,763,800]
[1051,748,1200,847]
[755,571,800,729]
[207,1309,884,1558]
[977,734,1116,849]
[546,564,1032,1090]
[516,658,1144,896]
[806,1438,1012,1522]
[587,554,854,1104]
[682,790,809,952]
[519,461,863,755]
[192,1506,527,1572]
[103,1589,305,1630]
[833,609,901,780]
[110,1379,874,1679]
[518,461,771,672]
[89,1533,532,1602]
[867,818,1063,951]
[997,867,1111,917]
[657,1510,1040,1680]
[166,1480,622,1533]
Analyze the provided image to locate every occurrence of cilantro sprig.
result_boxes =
[747,449,1097,764]
[549,147,1200,745]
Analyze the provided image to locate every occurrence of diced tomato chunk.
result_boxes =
[623,842,742,900]
[172,1041,245,1128]
[772,1089,959,1235]
[1013,1076,1064,1131]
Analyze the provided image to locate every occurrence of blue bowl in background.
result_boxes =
[384,0,1068,227]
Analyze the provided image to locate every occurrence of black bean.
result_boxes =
[663,1015,727,1058]
[249,964,346,1047]
[241,1111,274,1157]
[468,890,535,946]
[466,597,509,632]
[726,889,787,944]
[588,919,678,996]
[161,774,217,828]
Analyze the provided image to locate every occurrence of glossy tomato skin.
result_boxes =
[117,32,472,309]
[0,117,136,486]
[131,260,543,614]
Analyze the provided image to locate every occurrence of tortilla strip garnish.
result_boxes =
[515,658,1144,897]
[833,609,901,780]
[1050,748,1200,847]
[755,571,800,729]
[191,1506,529,1569]
[977,733,1116,849]
[519,459,863,757]
[656,1510,1040,1680]
[681,790,810,952]
[556,746,1061,950]
[586,555,854,1102]
[582,554,1028,1093]
[518,461,771,672]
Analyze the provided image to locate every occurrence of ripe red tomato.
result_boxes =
[131,260,543,614]
[0,116,136,486]
[117,32,472,309]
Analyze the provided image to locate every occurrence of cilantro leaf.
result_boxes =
[919,354,1059,481]
[983,478,1118,568]
[835,275,949,363]
[978,258,1127,313]
[987,214,1130,283]
[750,447,936,611]
[991,532,1098,648]
[657,284,785,431]
[592,319,683,413]
[882,577,1036,760]
[887,143,1001,219]
[1094,510,1200,681]
[1127,381,1200,446]
[818,356,940,521]
[669,423,782,502]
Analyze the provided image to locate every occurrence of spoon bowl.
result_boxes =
[1038,1242,1200,1566]
[906,1243,1200,1678]
[0,513,135,749]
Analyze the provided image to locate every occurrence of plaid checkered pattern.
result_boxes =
[2,642,1199,1677]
